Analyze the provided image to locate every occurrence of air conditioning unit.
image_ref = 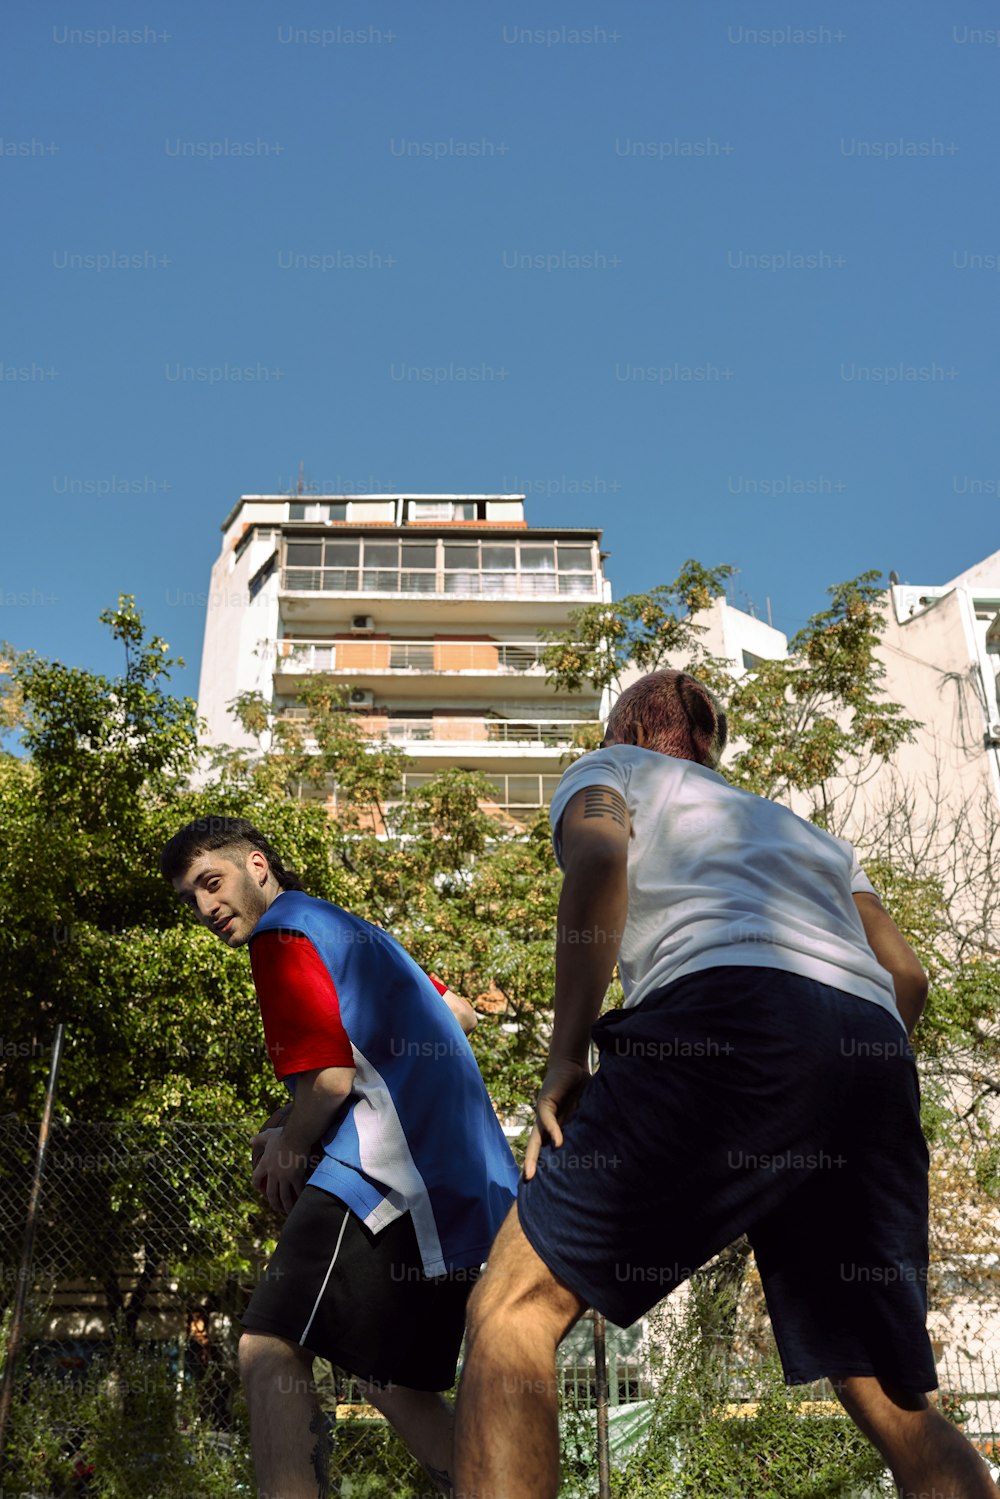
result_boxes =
[351,615,375,633]
[349,689,375,707]
[985,723,1000,747]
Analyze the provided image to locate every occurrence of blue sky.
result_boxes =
[3,0,999,706]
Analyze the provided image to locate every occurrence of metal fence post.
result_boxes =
[594,1310,611,1498]
[0,1022,66,1465]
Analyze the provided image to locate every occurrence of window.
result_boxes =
[409,501,452,521]
[290,502,348,521]
[402,543,435,568]
[401,542,436,591]
[408,500,482,521]
[556,545,593,572]
[286,541,323,567]
[321,539,359,588]
[361,539,399,592]
[556,545,595,595]
[482,545,516,571]
[506,775,543,806]
[444,544,478,569]
[248,554,276,600]
[520,545,555,573]
[324,540,359,567]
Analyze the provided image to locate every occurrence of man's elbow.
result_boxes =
[893,965,929,1033]
[296,1065,356,1100]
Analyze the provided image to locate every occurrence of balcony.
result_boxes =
[327,771,564,818]
[278,709,598,752]
[272,638,555,675]
[373,717,595,747]
[279,568,599,600]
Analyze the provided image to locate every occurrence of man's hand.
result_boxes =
[523,1058,591,1181]
[252,1101,293,1169]
[250,1127,310,1215]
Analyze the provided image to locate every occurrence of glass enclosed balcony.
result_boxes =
[279,537,600,599]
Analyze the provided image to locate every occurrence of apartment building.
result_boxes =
[197,493,609,818]
[870,549,1000,819]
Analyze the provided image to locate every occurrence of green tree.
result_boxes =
[541,559,734,696]
[544,563,919,824]
[0,596,558,1362]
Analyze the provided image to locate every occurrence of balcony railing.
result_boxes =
[373,718,596,747]
[325,772,564,813]
[278,710,598,749]
[272,639,556,673]
[279,567,599,599]
[407,771,563,808]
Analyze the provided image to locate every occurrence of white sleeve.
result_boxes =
[849,847,877,897]
[549,750,629,870]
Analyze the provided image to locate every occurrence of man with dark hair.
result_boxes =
[454,670,998,1499]
[161,817,518,1499]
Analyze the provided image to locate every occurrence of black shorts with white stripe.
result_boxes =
[241,1186,479,1391]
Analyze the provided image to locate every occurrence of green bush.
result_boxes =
[1,1328,255,1498]
[611,1298,893,1499]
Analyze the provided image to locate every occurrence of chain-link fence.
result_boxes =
[2,1119,998,1497]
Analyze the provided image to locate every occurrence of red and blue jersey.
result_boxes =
[249,890,518,1276]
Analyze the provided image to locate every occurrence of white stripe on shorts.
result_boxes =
[299,1206,350,1347]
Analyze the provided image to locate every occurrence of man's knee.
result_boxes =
[238,1330,313,1391]
[466,1205,583,1345]
[836,1373,931,1417]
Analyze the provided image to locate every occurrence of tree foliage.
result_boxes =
[542,559,735,695]
[546,564,920,819]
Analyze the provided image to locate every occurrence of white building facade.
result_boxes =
[196,493,610,820]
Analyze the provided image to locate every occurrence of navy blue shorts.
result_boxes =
[518,966,937,1391]
[242,1188,476,1391]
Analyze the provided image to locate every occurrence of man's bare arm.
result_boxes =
[551,785,631,1062]
[525,783,631,1178]
[251,1066,356,1213]
[853,892,929,1036]
[280,1065,356,1157]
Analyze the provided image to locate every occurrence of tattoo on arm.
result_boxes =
[308,1404,331,1498]
[582,787,628,828]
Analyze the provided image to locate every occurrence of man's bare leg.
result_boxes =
[454,1205,586,1499]
[239,1331,330,1499]
[835,1374,999,1499]
[359,1381,456,1495]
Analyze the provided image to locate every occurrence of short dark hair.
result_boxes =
[159,817,305,892]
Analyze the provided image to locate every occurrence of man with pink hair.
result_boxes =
[454,669,997,1499]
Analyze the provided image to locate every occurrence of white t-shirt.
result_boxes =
[549,746,903,1029]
